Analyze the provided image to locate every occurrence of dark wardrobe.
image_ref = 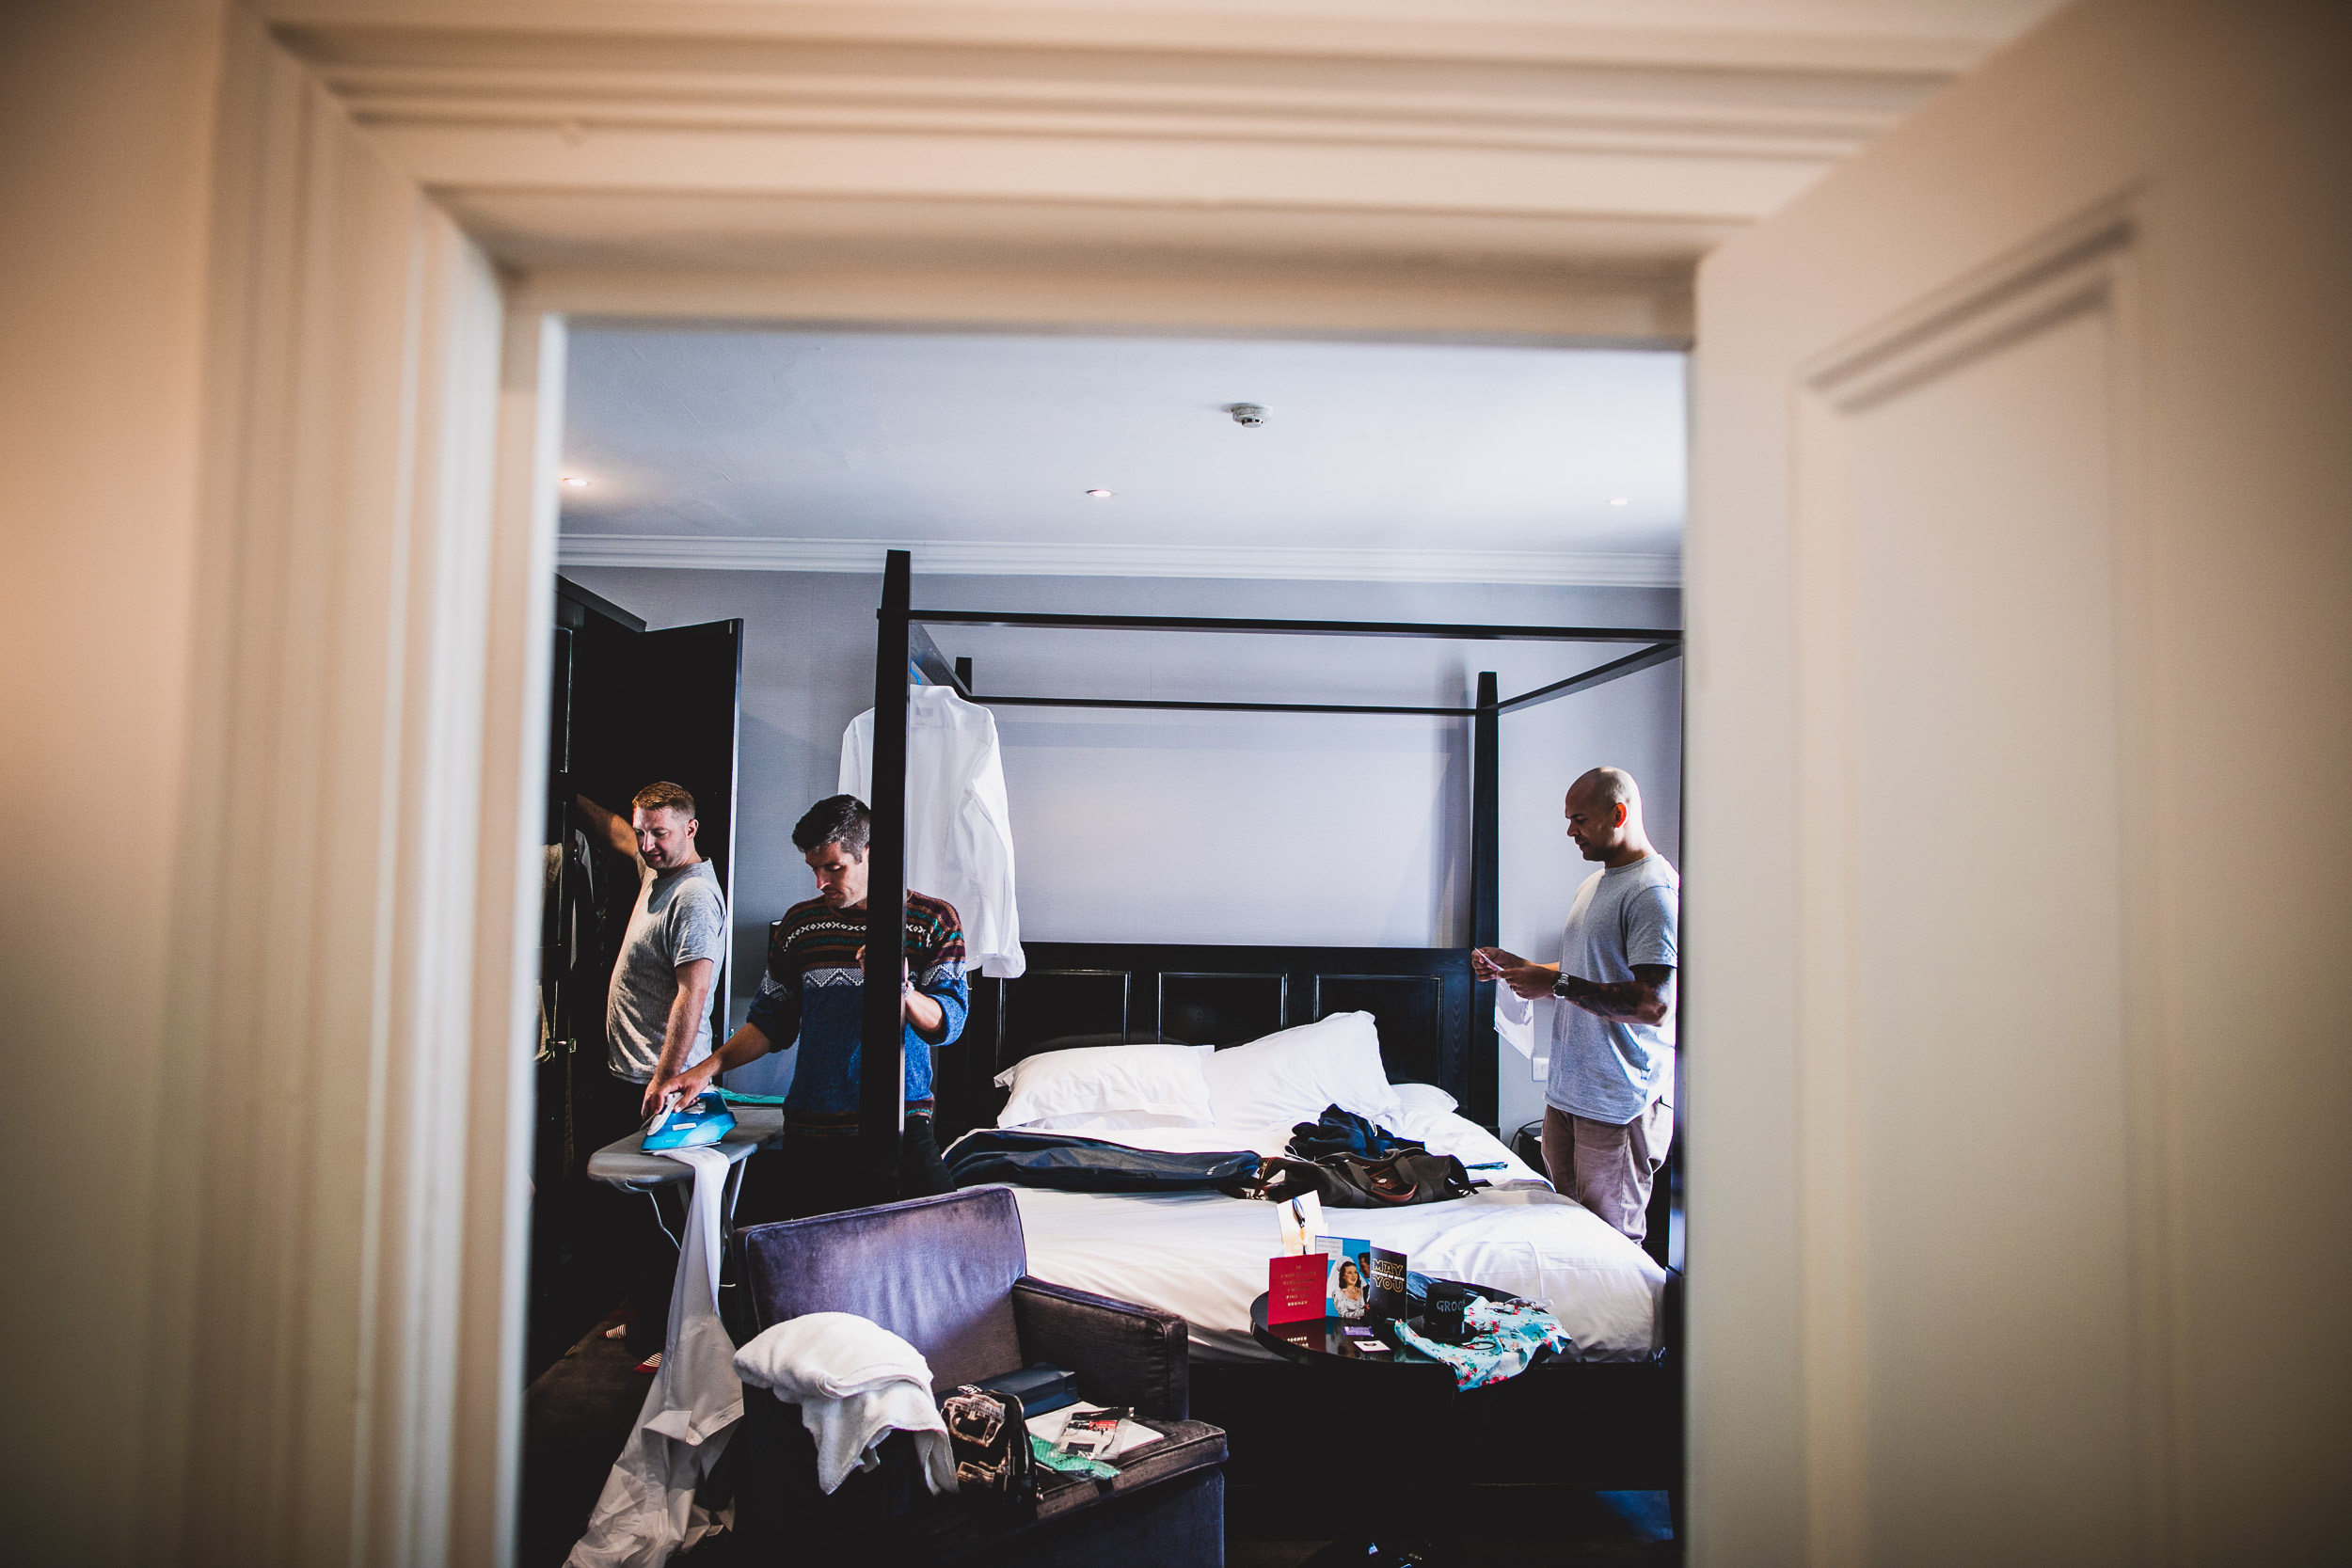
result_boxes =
[529,575,742,1379]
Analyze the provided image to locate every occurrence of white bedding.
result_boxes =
[982,1110,1668,1364]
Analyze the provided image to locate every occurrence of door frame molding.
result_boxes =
[1785,198,2172,1566]
[181,9,1728,1564]
[161,10,537,1563]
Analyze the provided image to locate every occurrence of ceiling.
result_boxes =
[557,329,1687,583]
[273,0,2070,343]
[280,0,2066,585]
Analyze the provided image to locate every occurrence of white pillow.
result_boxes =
[1019,1110,1217,1134]
[1383,1081,1460,1140]
[993,1043,1216,1129]
[1200,1011,1404,1129]
[1389,1082,1459,1120]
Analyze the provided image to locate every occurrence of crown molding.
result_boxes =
[310,62,1899,166]
[555,531,1682,587]
[264,3,2002,281]
[260,3,2020,75]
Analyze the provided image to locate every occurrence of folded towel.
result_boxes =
[733,1311,935,1402]
[803,1381,958,1496]
[734,1313,955,1497]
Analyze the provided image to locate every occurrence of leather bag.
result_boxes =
[938,1384,1037,1504]
[1255,1149,1480,1209]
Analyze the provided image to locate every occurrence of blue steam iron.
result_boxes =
[640,1090,736,1152]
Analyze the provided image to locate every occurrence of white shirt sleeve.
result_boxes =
[1493,982,1537,1059]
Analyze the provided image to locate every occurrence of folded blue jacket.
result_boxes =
[1286,1103,1424,1163]
[943,1129,1262,1193]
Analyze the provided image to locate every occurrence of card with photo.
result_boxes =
[1320,1236,1373,1320]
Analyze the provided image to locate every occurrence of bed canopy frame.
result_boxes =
[850,548,1689,1524]
[851,547,1683,1180]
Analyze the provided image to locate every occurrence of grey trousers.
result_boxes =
[1542,1099,1674,1243]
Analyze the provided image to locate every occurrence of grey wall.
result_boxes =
[563,566,1680,1130]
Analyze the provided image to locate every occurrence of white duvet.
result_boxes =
[970,1110,1668,1364]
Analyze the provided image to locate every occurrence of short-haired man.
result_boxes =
[575,781,729,1113]
[1475,767,1678,1243]
[656,794,968,1218]
[573,780,729,1354]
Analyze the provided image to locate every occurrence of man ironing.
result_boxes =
[574,781,728,1117]
[1474,766,1677,1243]
[572,779,728,1355]
[655,794,968,1219]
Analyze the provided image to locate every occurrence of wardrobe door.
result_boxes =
[569,616,744,1029]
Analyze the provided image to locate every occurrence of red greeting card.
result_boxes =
[1267,1253,1328,1324]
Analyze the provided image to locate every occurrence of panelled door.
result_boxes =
[1686,3,2351,1564]
[567,616,745,1030]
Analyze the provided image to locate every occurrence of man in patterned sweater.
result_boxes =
[656,794,969,1218]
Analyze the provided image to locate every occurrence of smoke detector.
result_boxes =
[1227,403,1267,427]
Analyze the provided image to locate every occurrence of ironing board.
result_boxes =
[584,1105,785,1192]
[588,1106,784,1338]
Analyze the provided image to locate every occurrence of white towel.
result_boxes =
[803,1381,959,1496]
[567,1145,745,1568]
[733,1311,934,1402]
[734,1313,957,1496]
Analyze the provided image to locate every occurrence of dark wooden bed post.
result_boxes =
[861,549,913,1189]
[1470,671,1501,1131]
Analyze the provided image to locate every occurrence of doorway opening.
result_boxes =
[519,324,1688,1565]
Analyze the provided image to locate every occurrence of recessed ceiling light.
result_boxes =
[562,475,592,488]
[1609,497,1630,506]
[1086,488,1114,499]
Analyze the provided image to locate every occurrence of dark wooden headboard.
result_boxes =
[935,942,1481,1143]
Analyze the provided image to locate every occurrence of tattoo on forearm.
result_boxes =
[1554,966,1675,1025]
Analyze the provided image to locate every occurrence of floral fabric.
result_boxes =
[1388,1296,1573,1391]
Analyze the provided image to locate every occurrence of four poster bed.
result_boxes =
[845,549,1687,1530]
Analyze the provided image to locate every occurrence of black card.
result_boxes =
[1366,1245,1410,1318]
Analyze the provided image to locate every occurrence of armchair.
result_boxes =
[730,1186,1226,1566]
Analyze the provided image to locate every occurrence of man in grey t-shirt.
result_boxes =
[574,778,727,1359]
[1476,767,1677,1242]
[576,780,729,1117]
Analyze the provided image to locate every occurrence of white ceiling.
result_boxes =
[558,329,1687,582]
[493,1,2063,585]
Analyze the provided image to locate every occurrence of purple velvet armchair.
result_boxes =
[731,1185,1227,1566]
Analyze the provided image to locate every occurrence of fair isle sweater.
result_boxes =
[745,891,969,1137]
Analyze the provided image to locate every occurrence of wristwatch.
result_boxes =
[1550,974,1573,999]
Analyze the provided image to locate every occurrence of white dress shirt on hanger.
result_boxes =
[840,684,1026,978]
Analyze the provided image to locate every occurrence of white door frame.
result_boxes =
[171,6,2047,1563]
[180,15,1716,1565]
[161,13,552,1562]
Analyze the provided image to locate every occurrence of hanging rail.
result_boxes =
[910,607,1677,643]
[866,551,1686,1167]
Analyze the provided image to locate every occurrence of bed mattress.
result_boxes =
[983,1112,1668,1365]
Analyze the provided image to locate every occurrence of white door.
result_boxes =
[1686,3,2351,1565]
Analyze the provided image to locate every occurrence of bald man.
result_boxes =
[1475,767,1678,1243]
